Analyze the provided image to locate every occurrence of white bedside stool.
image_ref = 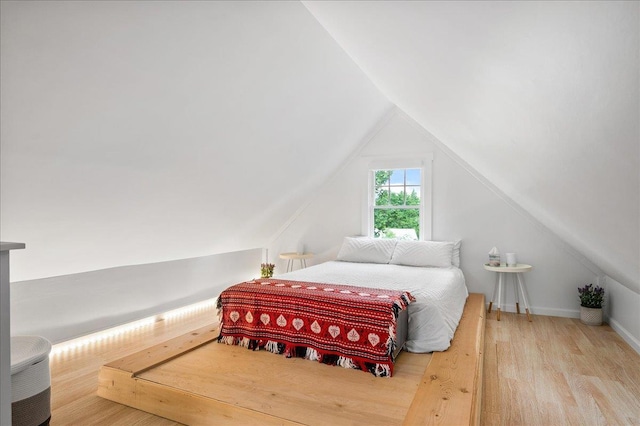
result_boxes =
[484,263,533,321]
[279,252,314,272]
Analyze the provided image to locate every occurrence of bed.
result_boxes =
[217,237,468,376]
[277,259,468,353]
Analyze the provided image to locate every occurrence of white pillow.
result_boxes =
[452,239,462,267]
[390,240,454,268]
[336,237,397,264]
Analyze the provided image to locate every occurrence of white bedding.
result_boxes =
[277,261,468,353]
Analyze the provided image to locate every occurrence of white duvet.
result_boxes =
[277,261,468,353]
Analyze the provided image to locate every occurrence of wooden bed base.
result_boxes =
[98,293,485,425]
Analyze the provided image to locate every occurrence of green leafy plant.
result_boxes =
[578,284,604,309]
[260,263,275,278]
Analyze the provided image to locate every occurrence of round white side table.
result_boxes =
[483,263,533,321]
[279,252,314,272]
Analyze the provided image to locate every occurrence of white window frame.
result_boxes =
[363,154,433,240]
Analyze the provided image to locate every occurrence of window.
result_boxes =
[372,168,421,239]
[366,156,432,240]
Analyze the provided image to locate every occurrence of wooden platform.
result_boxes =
[97,293,485,425]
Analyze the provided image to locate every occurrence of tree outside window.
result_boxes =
[373,169,421,239]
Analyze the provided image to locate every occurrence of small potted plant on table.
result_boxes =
[260,263,275,278]
[578,283,604,326]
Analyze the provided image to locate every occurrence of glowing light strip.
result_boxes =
[50,297,218,356]
[161,298,218,321]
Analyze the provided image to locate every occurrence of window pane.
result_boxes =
[374,170,392,187]
[389,169,404,185]
[390,187,405,205]
[406,186,421,205]
[375,188,390,206]
[374,208,420,240]
[406,169,421,185]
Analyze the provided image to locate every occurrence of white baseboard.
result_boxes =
[487,303,579,319]
[608,318,640,355]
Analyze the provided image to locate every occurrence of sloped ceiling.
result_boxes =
[304,1,639,293]
[2,1,638,296]
[0,1,391,281]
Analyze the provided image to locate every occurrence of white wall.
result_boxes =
[271,109,598,317]
[0,1,390,282]
[11,248,261,344]
[606,276,640,353]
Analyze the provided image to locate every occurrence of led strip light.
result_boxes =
[50,297,218,356]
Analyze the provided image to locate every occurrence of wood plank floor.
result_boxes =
[96,294,485,426]
[119,333,431,425]
[481,311,640,425]
[48,304,640,425]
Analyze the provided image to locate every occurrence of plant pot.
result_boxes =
[580,306,602,326]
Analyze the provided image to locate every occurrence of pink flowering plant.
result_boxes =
[578,284,604,309]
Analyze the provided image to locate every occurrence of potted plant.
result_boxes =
[578,283,604,326]
[260,263,275,278]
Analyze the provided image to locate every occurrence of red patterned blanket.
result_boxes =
[217,278,414,377]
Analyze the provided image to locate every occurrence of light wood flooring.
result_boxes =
[481,312,640,425]
[48,305,640,425]
[95,293,484,425]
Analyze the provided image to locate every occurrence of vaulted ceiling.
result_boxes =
[1,1,638,295]
[303,1,639,293]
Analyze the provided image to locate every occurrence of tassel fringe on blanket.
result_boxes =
[218,335,394,377]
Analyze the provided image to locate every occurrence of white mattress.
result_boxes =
[277,261,468,353]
